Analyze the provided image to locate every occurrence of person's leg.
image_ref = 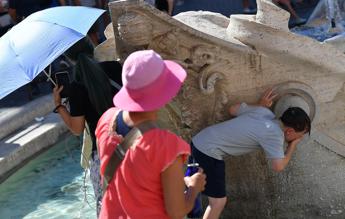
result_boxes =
[155,0,169,13]
[203,197,227,219]
[190,142,227,219]
[167,0,174,15]
[242,0,256,14]
[243,0,250,9]
[283,1,299,18]
[273,0,306,25]
[273,0,299,18]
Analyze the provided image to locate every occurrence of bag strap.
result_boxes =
[102,120,158,194]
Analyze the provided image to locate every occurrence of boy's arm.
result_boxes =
[228,103,241,116]
[271,137,303,172]
[228,88,277,116]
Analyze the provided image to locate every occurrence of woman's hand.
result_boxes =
[187,168,206,193]
[53,86,63,106]
[162,157,206,219]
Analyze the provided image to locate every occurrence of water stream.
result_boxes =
[0,135,97,219]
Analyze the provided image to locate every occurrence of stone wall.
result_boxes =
[94,0,345,217]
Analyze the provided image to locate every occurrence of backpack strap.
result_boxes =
[102,120,158,194]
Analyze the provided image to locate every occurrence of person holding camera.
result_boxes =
[53,39,122,216]
[95,50,206,219]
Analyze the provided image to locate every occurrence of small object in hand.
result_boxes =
[185,163,199,176]
[185,162,203,218]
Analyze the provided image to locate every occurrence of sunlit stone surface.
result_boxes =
[94,0,345,218]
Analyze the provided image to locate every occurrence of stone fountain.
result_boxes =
[95,0,345,218]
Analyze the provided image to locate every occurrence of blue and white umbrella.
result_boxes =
[0,6,105,99]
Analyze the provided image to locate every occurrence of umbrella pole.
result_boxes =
[43,69,56,86]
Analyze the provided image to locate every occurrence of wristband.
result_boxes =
[53,104,65,113]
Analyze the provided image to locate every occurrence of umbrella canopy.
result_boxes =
[0,6,105,99]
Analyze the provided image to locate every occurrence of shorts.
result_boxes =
[190,142,226,198]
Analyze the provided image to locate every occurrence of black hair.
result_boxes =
[98,61,123,87]
[280,107,311,135]
[73,54,114,115]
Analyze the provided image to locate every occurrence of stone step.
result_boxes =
[0,94,55,140]
[0,112,68,182]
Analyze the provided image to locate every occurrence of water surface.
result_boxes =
[0,135,97,219]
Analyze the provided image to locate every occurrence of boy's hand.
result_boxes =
[259,88,277,108]
[289,136,303,147]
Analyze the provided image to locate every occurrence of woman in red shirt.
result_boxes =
[96,50,206,219]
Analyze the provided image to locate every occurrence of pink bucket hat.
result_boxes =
[113,50,187,111]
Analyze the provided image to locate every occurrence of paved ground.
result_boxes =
[0,80,52,118]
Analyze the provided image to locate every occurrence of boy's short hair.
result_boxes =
[280,107,311,135]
